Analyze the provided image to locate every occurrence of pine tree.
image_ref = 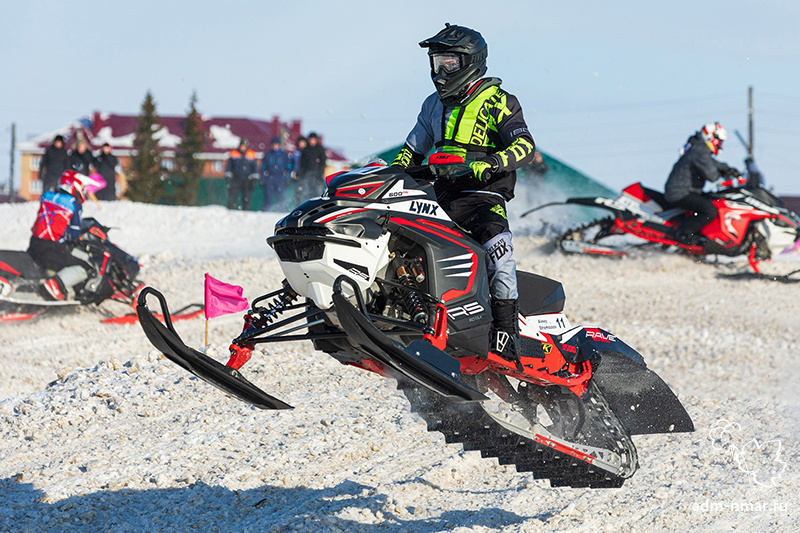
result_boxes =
[173,91,205,205]
[125,91,164,203]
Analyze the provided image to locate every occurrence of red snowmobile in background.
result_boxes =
[0,218,201,323]
[0,218,143,322]
[533,172,800,275]
[136,156,694,489]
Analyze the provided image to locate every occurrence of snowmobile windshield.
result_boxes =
[431,53,461,74]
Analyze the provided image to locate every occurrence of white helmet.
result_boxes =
[701,122,727,155]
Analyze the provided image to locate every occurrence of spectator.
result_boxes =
[260,137,292,211]
[92,143,119,201]
[69,139,93,176]
[291,136,307,205]
[298,132,327,199]
[224,139,258,210]
[39,135,70,192]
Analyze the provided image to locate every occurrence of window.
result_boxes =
[30,179,42,195]
[213,161,223,173]
[30,156,41,170]
[161,159,174,171]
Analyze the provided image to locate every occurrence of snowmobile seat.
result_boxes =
[516,271,565,315]
[640,186,669,210]
[0,251,46,279]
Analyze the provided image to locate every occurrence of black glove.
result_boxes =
[725,167,741,178]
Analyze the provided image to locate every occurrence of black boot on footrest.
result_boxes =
[489,299,521,371]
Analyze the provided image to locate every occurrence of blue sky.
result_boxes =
[1,0,799,194]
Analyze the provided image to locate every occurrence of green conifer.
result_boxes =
[125,91,164,203]
[174,91,205,205]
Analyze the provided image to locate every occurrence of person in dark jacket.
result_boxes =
[69,139,93,176]
[291,136,307,205]
[391,23,535,364]
[225,139,258,210]
[664,122,740,245]
[92,143,119,201]
[39,135,70,192]
[260,137,292,211]
[744,157,763,190]
[298,132,327,199]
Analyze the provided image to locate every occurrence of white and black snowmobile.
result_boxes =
[137,157,694,488]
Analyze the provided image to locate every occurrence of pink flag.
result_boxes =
[204,273,249,319]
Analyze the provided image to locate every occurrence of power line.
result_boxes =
[757,127,800,138]
[759,92,800,106]
[756,109,800,122]
[537,108,744,133]
[533,92,744,116]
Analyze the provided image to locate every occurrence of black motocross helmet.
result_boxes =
[419,23,488,106]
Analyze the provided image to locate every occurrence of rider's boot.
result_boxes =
[489,298,522,371]
[43,276,67,301]
[44,265,89,302]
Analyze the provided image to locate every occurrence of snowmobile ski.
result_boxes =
[0,305,46,323]
[136,287,292,410]
[0,294,83,307]
[331,275,487,402]
[103,302,204,325]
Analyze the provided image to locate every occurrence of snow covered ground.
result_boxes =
[0,198,798,532]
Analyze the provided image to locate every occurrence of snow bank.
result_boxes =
[0,201,798,532]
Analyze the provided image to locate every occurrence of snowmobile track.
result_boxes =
[557,217,618,255]
[396,377,628,489]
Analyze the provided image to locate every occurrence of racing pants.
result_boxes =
[437,191,518,301]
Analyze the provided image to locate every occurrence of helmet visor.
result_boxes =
[431,53,461,74]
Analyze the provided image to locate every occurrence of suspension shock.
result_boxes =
[396,266,427,324]
[254,280,299,326]
[228,281,298,370]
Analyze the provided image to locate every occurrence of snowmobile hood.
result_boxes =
[274,164,450,241]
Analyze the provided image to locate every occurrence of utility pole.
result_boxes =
[747,86,754,159]
[8,122,15,203]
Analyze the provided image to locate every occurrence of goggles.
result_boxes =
[431,53,461,74]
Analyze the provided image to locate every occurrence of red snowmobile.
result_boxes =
[532,175,800,276]
[0,218,201,323]
[137,156,693,488]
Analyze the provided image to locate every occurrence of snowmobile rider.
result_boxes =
[664,122,741,246]
[27,170,96,301]
[391,23,535,364]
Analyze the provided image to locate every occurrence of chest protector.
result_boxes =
[438,85,507,163]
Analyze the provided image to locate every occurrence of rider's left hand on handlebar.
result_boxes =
[724,167,741,178]
[470,160,494,181]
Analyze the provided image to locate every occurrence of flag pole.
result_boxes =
[205,318,209,347]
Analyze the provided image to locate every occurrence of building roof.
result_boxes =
[17,112,346,161]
